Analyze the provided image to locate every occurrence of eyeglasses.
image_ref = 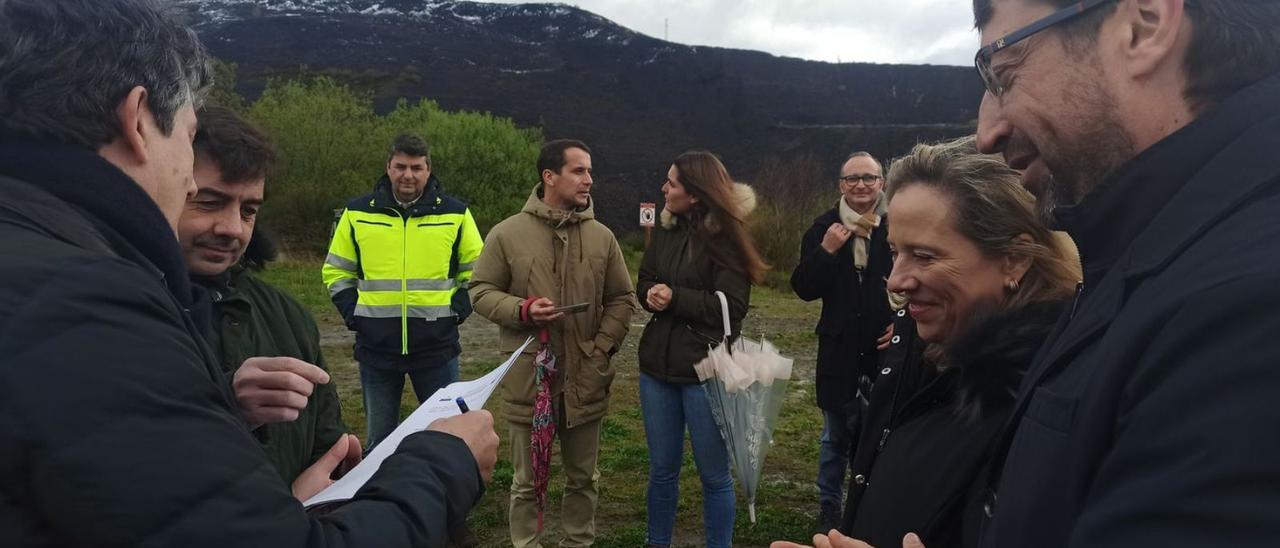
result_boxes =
[840,174,883,187]
[974,0,1114,96]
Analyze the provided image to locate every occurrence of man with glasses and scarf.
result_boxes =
[774,1,1280,547]
[791,151,894,534]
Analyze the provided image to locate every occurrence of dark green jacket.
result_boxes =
[636,217,752,385]
[199,266,347,485]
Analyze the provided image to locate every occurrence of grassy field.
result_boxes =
[261,252,826,547]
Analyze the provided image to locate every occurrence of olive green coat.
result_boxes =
[469,186,636,427]
[202,267,348,485]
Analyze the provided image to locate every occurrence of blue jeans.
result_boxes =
[360,356,459,450]
[816,408,854,506]
[640,373,735,547]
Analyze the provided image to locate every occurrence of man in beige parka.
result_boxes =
[469,139,635,548]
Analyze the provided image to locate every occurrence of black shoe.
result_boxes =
[448,524,479,548]
[813,501,842,536]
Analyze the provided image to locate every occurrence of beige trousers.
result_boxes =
[507,413,603,548]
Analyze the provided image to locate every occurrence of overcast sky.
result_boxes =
[475,0,980,66]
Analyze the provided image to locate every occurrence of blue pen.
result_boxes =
[455,397,470,413]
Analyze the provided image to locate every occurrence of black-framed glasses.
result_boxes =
[840,174,883,187]
[974,0,1114,96]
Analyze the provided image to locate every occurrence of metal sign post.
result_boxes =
[639,202,656,249]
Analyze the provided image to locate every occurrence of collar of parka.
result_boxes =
[522,183,596,228]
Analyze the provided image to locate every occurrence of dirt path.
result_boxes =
[315,291,823,547]
[317,287,820,381]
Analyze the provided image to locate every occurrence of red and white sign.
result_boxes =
[639,202,656,227]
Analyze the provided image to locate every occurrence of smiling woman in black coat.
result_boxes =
[841,137,1080,548]
[842,300,1064,548]
[773,137,1080,548]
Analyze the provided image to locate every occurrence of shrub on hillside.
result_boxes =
[748,153,833,289]
[383,100,542,233]
[208,59,247,114]
[246,77,542,247]
[248,78,381,242]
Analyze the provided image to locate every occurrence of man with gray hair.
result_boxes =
[0,1,496,545]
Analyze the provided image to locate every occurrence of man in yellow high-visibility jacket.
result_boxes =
[323,134,483,450]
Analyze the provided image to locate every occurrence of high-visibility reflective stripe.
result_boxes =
[356,291,451,307]
[408,279,456,291]
[356,279,457,292]
[346,211,467,226]
[326,253,359,272]
[328,278,357,296]
[355,304,403,318]
[355,304,455,319]
[357,279,403,292]
[407,305,456,319]
[458,261,476,272]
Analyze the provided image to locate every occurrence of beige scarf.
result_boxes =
[838,192,886,271]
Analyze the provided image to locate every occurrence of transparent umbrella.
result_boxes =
[693,292,794,523]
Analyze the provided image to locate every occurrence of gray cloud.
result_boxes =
[474,0,980,66]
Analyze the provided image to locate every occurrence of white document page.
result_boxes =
[304,336,534,507]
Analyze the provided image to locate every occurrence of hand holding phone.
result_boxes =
[550,302,590,314]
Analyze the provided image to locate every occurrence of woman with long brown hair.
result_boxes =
[635,150,767,547]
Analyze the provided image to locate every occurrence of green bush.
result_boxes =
[383,99,542,234]
[245,77,542,248]
[248,78,381,243]
[748,153,833,289]
[207,59,247,114]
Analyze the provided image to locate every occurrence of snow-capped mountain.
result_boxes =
[182,0,641,45]
[179,0,981,229]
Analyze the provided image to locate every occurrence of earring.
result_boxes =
[1005,279,1020,292]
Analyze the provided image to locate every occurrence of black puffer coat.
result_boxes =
[790,207,892,411]
[841,300,1066,548]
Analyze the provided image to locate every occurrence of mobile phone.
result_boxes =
[550,302,591,314]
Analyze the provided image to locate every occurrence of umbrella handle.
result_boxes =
[714,291,732,346]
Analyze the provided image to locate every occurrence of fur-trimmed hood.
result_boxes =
[659,182,757,230]
[943,299,1068,420]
